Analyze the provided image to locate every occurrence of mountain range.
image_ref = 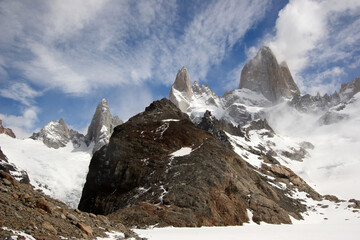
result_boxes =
[1,46,360,237]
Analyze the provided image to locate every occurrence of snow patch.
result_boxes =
[170,147,192,157]
[162,119,180,122]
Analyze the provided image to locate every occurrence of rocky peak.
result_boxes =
[339,77,360,102]
[78,98,318,227]
[30,118,72,149]
[85,98,123,153]
[169,66,194,112]
[0,120,16,138]
[239,46,300,103]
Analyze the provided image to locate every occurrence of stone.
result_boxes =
[76,222,93,236]
[239,46,300,103]
[66,213,79,222]
[42,221,57,235]
[2,178,11,186]
[36,199,53,214]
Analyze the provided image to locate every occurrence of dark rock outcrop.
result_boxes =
[239,46,300,103]
[85,98,123,153]
[197,110,244,143]
[0,120,16,138]
[0,147,30,184]
[79,98,309,227]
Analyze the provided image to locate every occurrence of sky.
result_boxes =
[0,0,359,138]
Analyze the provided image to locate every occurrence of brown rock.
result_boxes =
[76,222,93,236]
[324,194,342,203]
[33,234,60,240]
[36,199,53,214]
[12,193,19,199]
[0,170,13,180]
[2,178,11,186]
[66,213,79,222]
[0,120,16,138]
[97,215,110,225]
[89,213,96,219]
[42,221,57,235]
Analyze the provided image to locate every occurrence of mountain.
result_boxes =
[31,98,122,153]
[78,98,324,227]
[169,66,194,112]
[85,98,123,153]
[30,118,85,149]
[169,66,270,127]
[239,46,300,103]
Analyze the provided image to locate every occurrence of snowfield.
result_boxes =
[135,192,360,240]
[0,134,92,208]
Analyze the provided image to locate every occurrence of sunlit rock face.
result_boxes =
[239,46,300,103]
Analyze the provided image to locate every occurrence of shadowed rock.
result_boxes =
[79,98,309,227]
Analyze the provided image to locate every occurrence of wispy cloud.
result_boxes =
[0,107,39,138]
[267,0,360,93]
[0,82,42,106]
[0,0,269,95]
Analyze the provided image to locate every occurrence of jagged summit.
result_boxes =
[239,46,300,103]
[79,98,317,227]
[0,120,16,138]
[85,98,123,153]
[31,118,72,149]
[169,66,193,112]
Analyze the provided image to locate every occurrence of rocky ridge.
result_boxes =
[0,169,139,239]
[31,98,122,153]
[78,98,324,227]
[31,118,85,149]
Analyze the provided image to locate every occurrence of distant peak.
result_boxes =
[172,66,192,94]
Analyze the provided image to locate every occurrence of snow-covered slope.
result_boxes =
[0,134,92,207]
[266,93,360,199]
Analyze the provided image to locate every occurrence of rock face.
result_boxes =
[79,98,310,227]
[339,77,360,102]
[0,170,139,239]
[169,66,193,112]
[0,120,16,138]
[0,147,30,184]
[31,118,84,149]
[85,98,123,153]
[239,46,300,103]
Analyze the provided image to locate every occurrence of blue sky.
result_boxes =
[0,0,359,138]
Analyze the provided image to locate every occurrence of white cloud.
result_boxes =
[305,67,346,95]
[0,0,269,95]
[0,107,39,138]
[0,82,41,106]
[267,0,360,93]
[156,0,270,85]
